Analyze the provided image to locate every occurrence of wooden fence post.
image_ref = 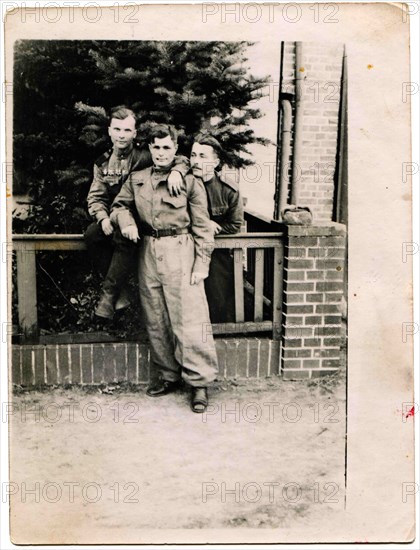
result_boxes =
[16,249,38,342]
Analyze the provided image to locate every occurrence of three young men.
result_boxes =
[85,107,188,319]
[86,108,243,413]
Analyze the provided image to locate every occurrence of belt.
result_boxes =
[143,227,190,238]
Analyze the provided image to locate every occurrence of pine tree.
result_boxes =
[12,39,270,335]
[13,39,270,233]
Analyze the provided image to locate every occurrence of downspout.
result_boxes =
[333,44,348,224]
[291,41,304,205]
[278,99,292,216]
[273,42,285,220]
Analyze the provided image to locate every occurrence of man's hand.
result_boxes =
[121,225,139,242]
[210,220,222,235]
[190,271,207,285]
[168,171,183,197]
[101,218,114,236]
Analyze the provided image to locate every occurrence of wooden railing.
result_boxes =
[12,232,285,343]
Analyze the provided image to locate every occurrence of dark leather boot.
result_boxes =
[191,387,208,413]
[146,380,181,397]
[115,284,131,311]
[95,291,116,319]
[99,232,137,313]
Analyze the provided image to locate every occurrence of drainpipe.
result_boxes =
[334,44,348,224]
[278,99,292,217]
[273,42,285,221]
[291,41,304,205]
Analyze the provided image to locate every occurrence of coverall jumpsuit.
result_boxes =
[111,165,219,387]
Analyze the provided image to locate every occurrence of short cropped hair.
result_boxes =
[194,132,223,160]
[109,106,137,125]
[147,124,178,145]
[193,133,225,171]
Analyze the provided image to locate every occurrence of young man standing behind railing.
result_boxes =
[190,133,244,323]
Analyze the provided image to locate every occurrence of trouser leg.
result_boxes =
[94,227,138,318]
[205,249,235,323]
[84,222,113,277]
[101,228,138,296]
[157,234,218,387]
[138,238,181,383]
[164,277,219,386]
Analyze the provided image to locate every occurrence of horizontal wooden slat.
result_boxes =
[214,232,284,239]
[215,233,284,250]
[12,234,85,251]
[212,321,273,335]
[12,232,284,251]
[12,234,86,241]
[13,240,87,251]
[12,232,284,241]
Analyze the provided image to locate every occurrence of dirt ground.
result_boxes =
[9,373,346,544]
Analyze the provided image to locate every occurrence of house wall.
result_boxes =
[281,41,344,223]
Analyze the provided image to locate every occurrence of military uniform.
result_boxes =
[85,143,148,277]
[203,172,244,323]
[84,144,189,314]
[111,164,218,387]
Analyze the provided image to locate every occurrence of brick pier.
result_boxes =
[281,222,346,379]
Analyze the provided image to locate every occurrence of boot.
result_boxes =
[95,229,137,319]
[95,291,116,319]
[115,284,131,312]
[191,387,208,413]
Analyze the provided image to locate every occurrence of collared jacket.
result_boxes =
[111,165,214,276]
[87,143,189,223]
[204,172,244,234]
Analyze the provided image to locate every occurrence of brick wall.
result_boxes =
[282,41,344,223]
[11,339,281,387]
[281,222,346,379]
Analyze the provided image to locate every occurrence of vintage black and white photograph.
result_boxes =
[2,2,415,546]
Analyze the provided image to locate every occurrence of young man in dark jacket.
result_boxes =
[190,133,244,323]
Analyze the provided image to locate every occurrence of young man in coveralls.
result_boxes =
[111,124,218,413]
[190,134,244,323]
[85,107,188,319]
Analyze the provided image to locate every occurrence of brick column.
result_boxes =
[281,41,344,223]
[281,222,346,379]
